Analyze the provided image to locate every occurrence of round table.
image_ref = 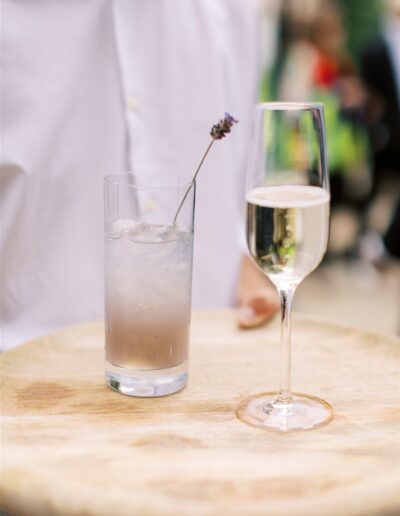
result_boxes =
[1,310,400,515]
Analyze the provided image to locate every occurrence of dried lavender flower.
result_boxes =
[210,112,239,140]
[173,113,238,224]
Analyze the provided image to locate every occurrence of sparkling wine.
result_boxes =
[246,185,330,286]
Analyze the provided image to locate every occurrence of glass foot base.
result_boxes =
[106,361,187,397]
[236,392,333,432]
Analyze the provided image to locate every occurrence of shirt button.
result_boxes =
[127,96,138,111]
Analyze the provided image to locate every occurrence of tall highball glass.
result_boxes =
[104,173,195,397]
[237,103,333,431]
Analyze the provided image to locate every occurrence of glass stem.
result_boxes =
[277,287,295,403]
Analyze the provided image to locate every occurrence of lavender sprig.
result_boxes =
[210,113,238,140]
[173,113,238,225]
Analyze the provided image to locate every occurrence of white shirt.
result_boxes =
[0,0,262,350]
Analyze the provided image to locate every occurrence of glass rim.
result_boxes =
[104,172,194,190]
[256,102,324,111]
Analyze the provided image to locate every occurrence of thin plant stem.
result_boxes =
[277,287,295,403]
[172,140,215,225]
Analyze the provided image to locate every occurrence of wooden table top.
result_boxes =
[1,309,400,516]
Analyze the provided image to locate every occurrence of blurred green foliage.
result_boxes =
[338,0,384,64]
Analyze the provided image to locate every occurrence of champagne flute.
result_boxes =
[237,102,333,432]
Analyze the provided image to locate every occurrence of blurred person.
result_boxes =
[357,0,400,261]
[263,0,372,256]
[360,0,400,182]
[0,0,279,350]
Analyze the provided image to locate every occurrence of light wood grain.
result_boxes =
[1,310,400,516]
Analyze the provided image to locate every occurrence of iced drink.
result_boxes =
[104,172,195,397]
[105,219,193,370]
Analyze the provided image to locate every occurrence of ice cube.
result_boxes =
[128,223,179,243]
[128,222,160,243]
[150,224,168,235]
[109,219,136,239]
[157,225,180,242]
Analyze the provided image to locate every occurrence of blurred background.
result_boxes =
[261,0,400,333]
[1,0,399,347]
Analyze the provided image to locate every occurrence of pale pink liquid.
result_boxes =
[105,223,193,370]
